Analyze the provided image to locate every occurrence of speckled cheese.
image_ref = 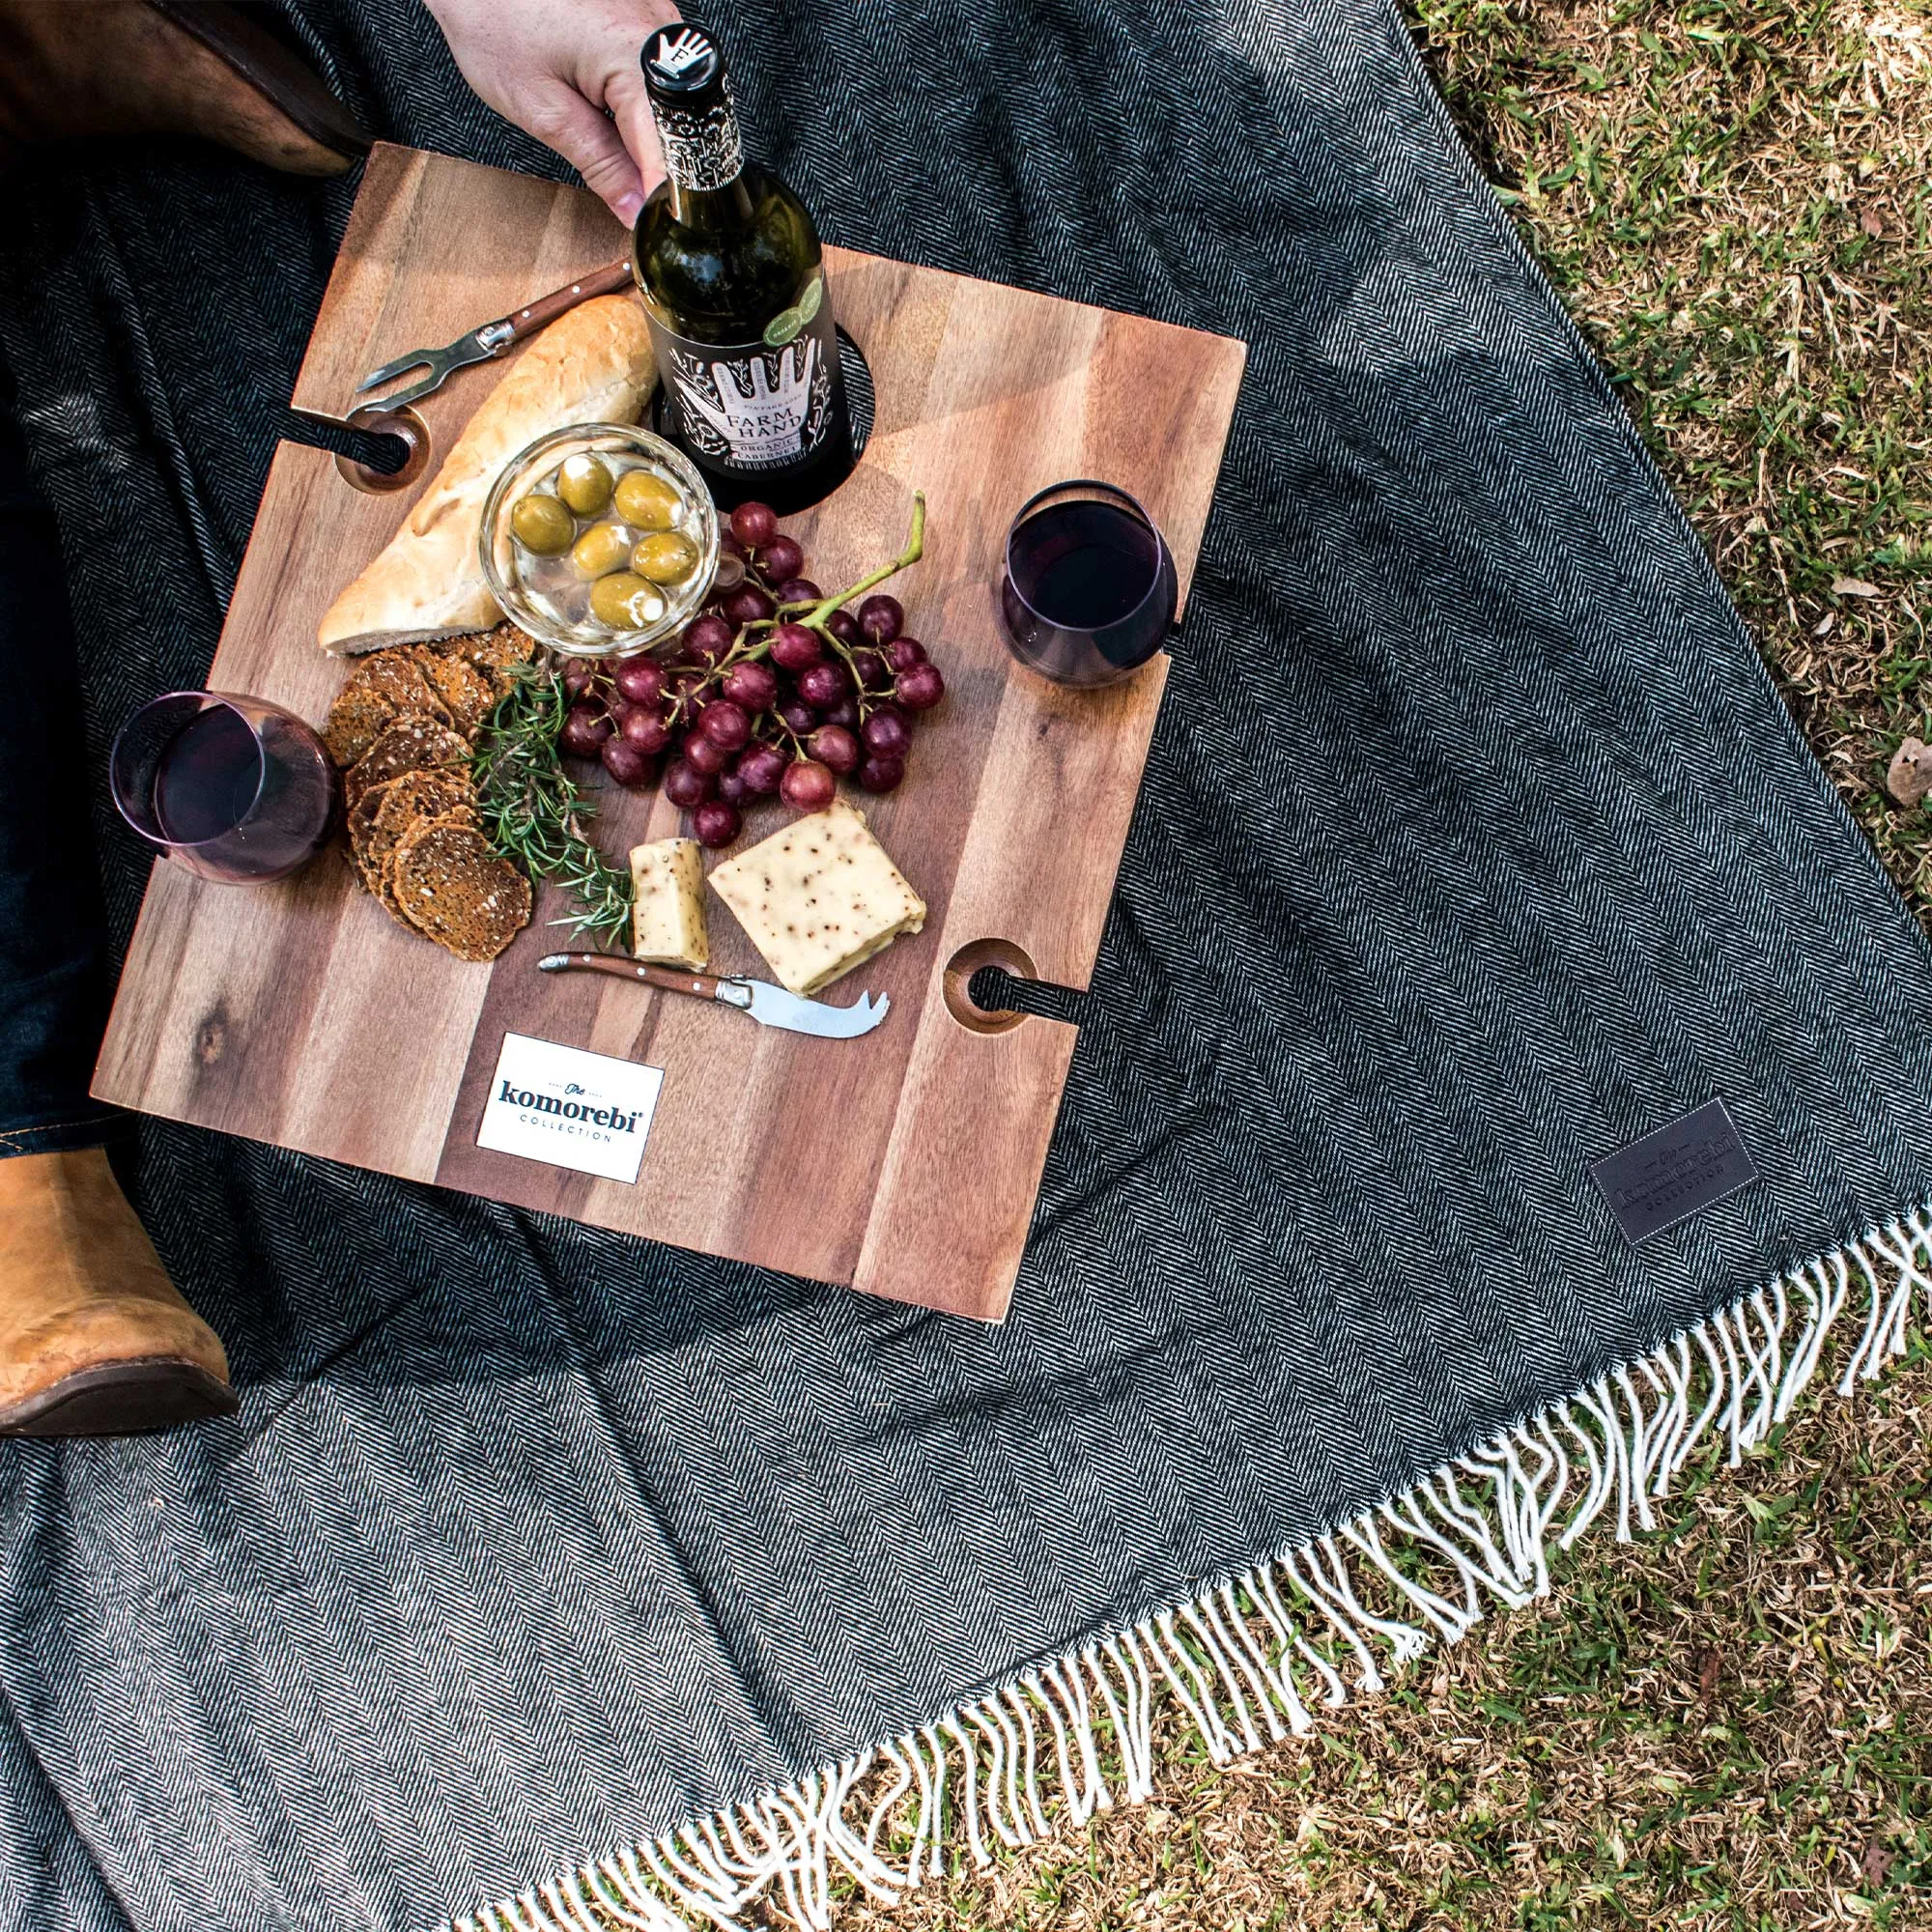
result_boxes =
[628,837,709,970]
[707,798,925,996]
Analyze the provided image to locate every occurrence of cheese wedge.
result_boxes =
[707,799,924,996]
[629,837,709,970]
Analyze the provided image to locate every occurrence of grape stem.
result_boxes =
[797,492,927,632]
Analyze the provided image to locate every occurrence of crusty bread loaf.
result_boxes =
[318,295,654,655]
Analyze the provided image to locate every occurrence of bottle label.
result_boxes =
[647,278,838,473]
[642,27,744,190]
[654,93,744,191]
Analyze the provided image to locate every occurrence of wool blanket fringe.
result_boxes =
[452,1207,1932,1932]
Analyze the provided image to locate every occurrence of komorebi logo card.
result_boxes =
[476,1034,665,1184]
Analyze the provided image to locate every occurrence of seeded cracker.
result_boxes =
[351,768,479,898]
[445,622,538,699]
[413,649,496,739]
[389,818,532,963]
[380,807,484,916]
[324,652,452,766]
[343,714,470,814]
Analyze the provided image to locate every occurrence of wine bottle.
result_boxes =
[633,23,853,515]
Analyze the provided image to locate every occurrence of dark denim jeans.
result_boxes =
[0,360,123,1159]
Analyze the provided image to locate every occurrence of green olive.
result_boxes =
[588,571,665,629]
[509,492,575,555]
[570,521,633,579]
[555,453,614,516]
[612,469,681,530]
[632,530,700,584]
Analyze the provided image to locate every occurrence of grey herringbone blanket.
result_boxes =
[5,2,1932,1929]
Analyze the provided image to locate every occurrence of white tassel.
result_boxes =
[1029,1668,1091,1826]
[894,1732,934,1882]
[1313,1534,1430,1666]
[1147,1613,1236,1762]
[1555,1398,1608,1548]
[1645,1340,1690,1490]
[1839,1240,1887,1390]
[1677,1321,1727,1475]
[944,1716,994,1869]
[1083,1645,1140,1801]
[1213,1579,1293,1741]
[1110,1632,1160,1797]
[960,1705,1015,1848]
[1341,1516,1471,1643]
[1252,1559,1347,1711]
[1053,1656,1111,1813]
[1281,1544,1385,1691]
[863,1741,915,1871]
[1237,1567,1317,1733]
[452,1200,1932,1932]
[919,1723,948,1881]
[1433,1464,1515,1581]
[1382,1490,1513,1620]
[1613,1367,1657,1533]
[1006,1685,1052,1839]
[1504,1430,1558,1591]
[1180,1598,1265,1749]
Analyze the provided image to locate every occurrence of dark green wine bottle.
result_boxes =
[633,23,853,515]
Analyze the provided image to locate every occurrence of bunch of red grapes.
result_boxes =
[554,500,946,849]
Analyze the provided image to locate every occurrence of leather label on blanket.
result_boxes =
[475,1034,665,1184]
[1589,1096,1759,1245]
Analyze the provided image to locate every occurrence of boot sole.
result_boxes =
[0,1356,238,1437]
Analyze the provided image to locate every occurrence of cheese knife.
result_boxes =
[537,952,889,1038]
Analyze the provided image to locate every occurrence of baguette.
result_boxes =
[318,294,655,655]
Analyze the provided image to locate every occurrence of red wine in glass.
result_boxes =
[999,480,1178,688]
[111,692,338,884]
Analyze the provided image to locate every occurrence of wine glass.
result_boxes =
[110,691,338,884]
[998,479,1179,689]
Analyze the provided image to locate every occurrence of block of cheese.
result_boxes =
[629,837,709,970]
[707,799,925,996]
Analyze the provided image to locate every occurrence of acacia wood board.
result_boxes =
[94,145,1245,1321]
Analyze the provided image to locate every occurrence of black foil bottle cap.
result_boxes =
[641,24,727,103]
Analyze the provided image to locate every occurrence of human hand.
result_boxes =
[423,0,681,225]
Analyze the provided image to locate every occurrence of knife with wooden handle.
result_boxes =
[355,258,635,411]
[538,953,889,1038]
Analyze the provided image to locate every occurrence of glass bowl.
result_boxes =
[480,423,719,659]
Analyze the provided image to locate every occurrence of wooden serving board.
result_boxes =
[94,146,1245,1322]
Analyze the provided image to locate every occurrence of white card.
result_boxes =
[476,1033,665,1184]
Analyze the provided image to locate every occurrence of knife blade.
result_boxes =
[537,952,889,1038]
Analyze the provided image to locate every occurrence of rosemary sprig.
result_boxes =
[471,664,633,946]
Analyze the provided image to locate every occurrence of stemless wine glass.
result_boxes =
[110,691,338,884]
[998,479,1179,689]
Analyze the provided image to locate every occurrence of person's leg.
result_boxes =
[0,1,371,1436]
[0,363,233,1436]
[0,0,368,178]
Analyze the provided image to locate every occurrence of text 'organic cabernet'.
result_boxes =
[633,23,853,514]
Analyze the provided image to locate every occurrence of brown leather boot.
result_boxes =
[0,0,370,178]
[0,1148,235,1436]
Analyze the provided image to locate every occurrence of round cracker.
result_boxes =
[389,819,531,962]
[343,714,470,813]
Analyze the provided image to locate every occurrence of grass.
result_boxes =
[835,2,1932,1925]
[841,1350,1932,1930]
[1423,0,1932,912]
